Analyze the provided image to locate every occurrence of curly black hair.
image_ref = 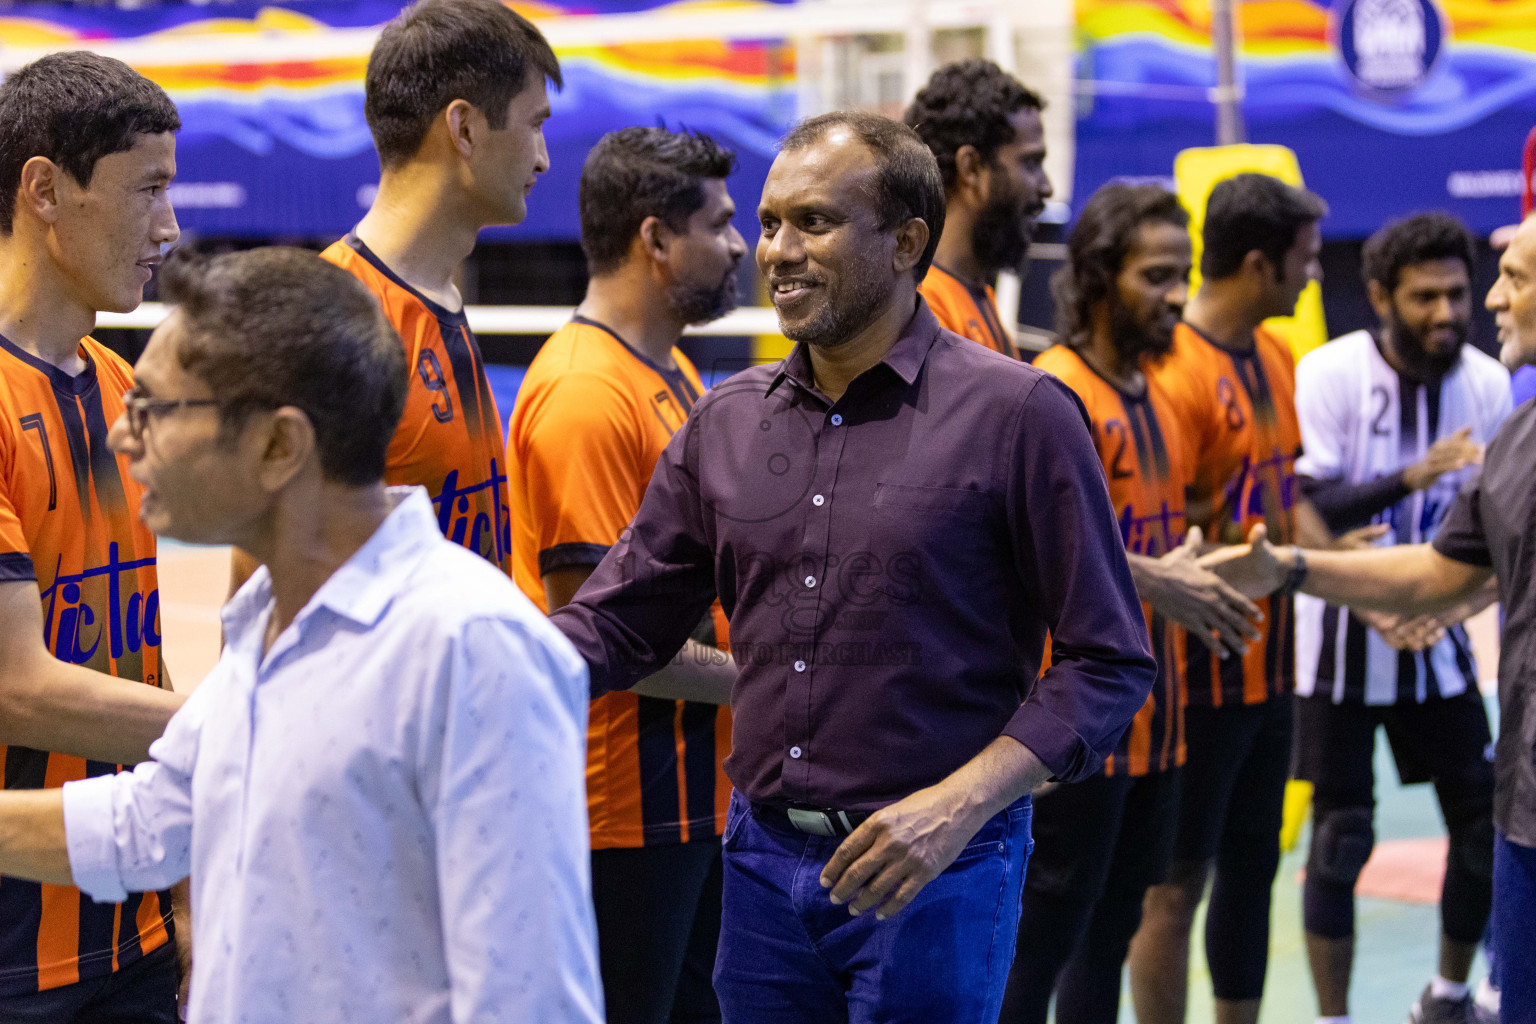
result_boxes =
[1052,182,1188,346]
[1361,212,1475,293]
[902,59,1043,196]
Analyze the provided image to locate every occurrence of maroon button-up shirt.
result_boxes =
[550,298,1155,810]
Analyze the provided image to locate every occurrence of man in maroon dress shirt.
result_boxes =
[550,111,1154,1023]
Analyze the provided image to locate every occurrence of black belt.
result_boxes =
[754,802,874,838]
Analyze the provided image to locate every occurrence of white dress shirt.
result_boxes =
[61,487,604,1024]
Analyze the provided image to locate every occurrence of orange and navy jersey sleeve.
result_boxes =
[0,335,171,996]
[508,318,730,850]
[1034,345,1188,774]
[321,236,511,574]
[508,330,650,606]
[918,265,1019,359]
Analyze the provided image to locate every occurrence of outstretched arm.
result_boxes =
[0,581,184,764]
[1204,526,1492,618]
[0,676,204,895]
[544,566,734,705]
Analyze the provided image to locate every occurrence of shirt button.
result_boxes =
[794,660,806,672]
[790,746,803,759]
[812,494,825,506]
[830,414,843,426]
[804,575,817,588]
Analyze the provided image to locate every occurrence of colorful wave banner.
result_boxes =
[0,0,795,240]
[1075,0,1536,236]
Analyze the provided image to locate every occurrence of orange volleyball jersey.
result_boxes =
[1035,345,1189,775]
[1149,323,1302,707]
[0,335,171,996]
[322,235,511,573]
[508,316,730,849]
[918,264,1019,359]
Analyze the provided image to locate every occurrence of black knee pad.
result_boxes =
[1308,806,1375,887]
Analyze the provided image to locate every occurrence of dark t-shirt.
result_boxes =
[1434,396,1536,848]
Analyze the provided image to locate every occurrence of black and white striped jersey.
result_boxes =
[1294,330,1511,704]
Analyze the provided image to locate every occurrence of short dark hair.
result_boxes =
[1200,173,1327,280]
[579,127,737,276]
[1053,183,1189,346]
[902,59,1043,196]
[160,247,407,487]
[365,0,562,169]
[1362,212,1475,293]
[781,111,946,278]
[0,51,180,235]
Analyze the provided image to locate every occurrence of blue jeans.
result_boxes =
[1495,831,1536,1024]
[713,791,1033,1024]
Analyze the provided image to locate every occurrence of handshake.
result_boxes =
[1198,523,1296,600]
[1200,525,1449,654]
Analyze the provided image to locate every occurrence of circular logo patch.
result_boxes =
[1336,0,1443,93]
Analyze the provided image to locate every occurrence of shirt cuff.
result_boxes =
[1002,702,1102,784]
[62,777,129,905]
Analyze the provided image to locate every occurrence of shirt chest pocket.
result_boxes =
[871,482,998,565]
[873,483,992,519]
[866,483,1000,593]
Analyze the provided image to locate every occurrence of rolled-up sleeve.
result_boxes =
[549,417,720,698]
[63,683,209,903]
[432,617,603,1024]
[1004,375,1156,781]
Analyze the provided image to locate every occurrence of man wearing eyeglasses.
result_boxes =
[0,246,603,1024]
[0,52,188,1023]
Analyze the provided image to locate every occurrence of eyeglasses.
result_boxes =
[121,387,222,442]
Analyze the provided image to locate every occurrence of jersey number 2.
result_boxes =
[1369,385,1391,437]
[417,350,455,424]
[1103,419,1134,480]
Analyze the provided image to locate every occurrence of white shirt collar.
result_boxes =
[221,486,439,642]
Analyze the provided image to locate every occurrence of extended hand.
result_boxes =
[1146,527,1264,658]
[1354,608,1445,651]
[1404,427,1483,491]
[1198,524,1287,600]
[820,784,981,921]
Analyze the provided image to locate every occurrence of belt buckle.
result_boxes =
[786,807,855,837]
